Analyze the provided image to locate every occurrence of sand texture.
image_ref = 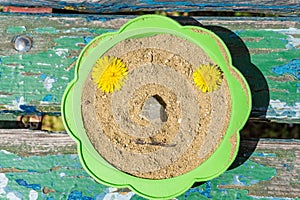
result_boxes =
[81,34,232,179]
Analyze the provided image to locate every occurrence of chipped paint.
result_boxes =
[0,150,108,199]
[0,14,299,123]
[6,192,21,200]
[54,48,69,57]
[4,96,25,111]
[96,188,135,200]
[0,173,22,200]
[268,100,300,119]
[271,28,300,49]
[184,181,212,198]
[28,190,38,200]
[1,150,12,155]
[34,27,59,34]
[252,152,276,157]
[251,197,294,200]
[236,30,288,49]
[1,139,299,200]
[63,27,89,33]
[54,36,84,50]
[42,94,53,102]
[272,59,300,80]
[6,26,26,34]
[15,179,41,190]
[232,175,247,186]
[180,160,277,199]
[42,76,56,91]
[0,173,9,196]
[1,1,299,15]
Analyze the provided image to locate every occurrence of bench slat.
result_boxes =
[1,1,300,15]
[0,129,299,198]
[0,14,299,123]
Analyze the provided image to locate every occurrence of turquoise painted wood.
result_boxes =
[0,14,299,123]
[0,129,299,199]
[0,5,299,200]
[1,1,300,15]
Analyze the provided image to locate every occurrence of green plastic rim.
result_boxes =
[61,14,251,199]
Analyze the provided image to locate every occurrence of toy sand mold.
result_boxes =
[62,15,251,199]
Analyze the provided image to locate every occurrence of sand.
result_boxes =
[81,33,232,179]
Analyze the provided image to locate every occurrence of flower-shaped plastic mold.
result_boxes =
[62,15,251,199]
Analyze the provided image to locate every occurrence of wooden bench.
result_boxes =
[0,1,299,199]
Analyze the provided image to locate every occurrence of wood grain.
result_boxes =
[0,1,300,15]
[0,129,299,198]
[0,129,76,156]
[0,14,299,123]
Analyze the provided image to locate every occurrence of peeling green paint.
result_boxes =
[251,50,300,105]
[136,159,276,200]
[251,152,276,157]
[54,36,84,50]
[0,151,107,199]
[34,27,59,34]
[237,30,288,49]
[0,149,280,200]
[131,156,280,199]
[0,14,299,122]
[0,50,76,106]
[6,26,26,34]
[94,28,114,35]
[0,14,108,116]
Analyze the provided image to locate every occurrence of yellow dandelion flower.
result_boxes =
[193,64,223,92]
[92,56,128,93]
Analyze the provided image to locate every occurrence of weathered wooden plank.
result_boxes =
[0,14,299,123]
[0,1,300,15]
[0,129,299,199]
[0,129,76,156]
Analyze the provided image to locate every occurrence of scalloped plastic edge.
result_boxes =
[61,14,251,199]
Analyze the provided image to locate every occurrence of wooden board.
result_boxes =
[1,1,300,15]
[0,14,299,123]
[0,129,299,199]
